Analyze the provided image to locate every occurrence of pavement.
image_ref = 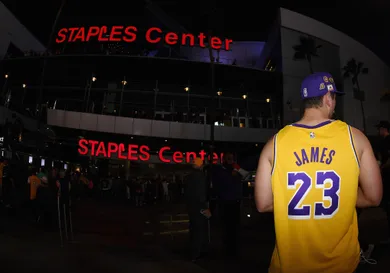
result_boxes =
[0,234,209,273]
[1,199,390,273]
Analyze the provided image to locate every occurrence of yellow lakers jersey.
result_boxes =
[270,120,360,273]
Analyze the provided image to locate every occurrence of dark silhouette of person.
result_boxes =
[185,158,211,262]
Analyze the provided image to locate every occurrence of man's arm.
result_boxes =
[254,136,274,212]
[232,163,250,178]
[352,127,383,207]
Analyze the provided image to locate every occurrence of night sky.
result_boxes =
[2,0,390,64]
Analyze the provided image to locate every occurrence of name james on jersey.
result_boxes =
[293,146,336,167]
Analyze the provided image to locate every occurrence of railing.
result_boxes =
[50,98,280,129]
[2,79,281,130]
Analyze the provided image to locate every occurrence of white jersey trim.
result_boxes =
[347,125,360,168]
[271,134,278,175]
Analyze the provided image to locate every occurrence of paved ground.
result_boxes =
[0,234,209,273]
[0,200,206,273]
[1,199,390,273]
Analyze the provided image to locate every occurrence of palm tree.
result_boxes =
[292,36,322,73]
[343,58,368,133]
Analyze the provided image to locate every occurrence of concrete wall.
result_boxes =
[280,8,390,134]
[280,27,342,124]
[258,15,282,70]
[47,109,276,143]
[0,2,45,58]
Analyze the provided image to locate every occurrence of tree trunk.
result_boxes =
[355,78,367,133]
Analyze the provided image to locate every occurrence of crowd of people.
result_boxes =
[100,174,185,206]
[0,165,93,229]
[0,150,252,264]
[3,72,390,272]
[0,163,192,226]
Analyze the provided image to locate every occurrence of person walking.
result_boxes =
[56,170,72,242]
[255,72,382,273]
[212,152,248,257]
[28,168,42,222]
[185,157,211,262]
[376,120,390,243]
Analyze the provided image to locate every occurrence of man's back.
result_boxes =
[270,120,360,273]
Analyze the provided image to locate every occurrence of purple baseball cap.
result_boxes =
[301,72,344,99]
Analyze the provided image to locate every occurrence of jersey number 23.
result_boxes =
[287,171,340,219]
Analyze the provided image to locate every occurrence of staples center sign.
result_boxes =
[78,139,223,164]
[55,26,233,51]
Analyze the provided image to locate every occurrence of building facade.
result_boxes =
[0,2,45,58]
[279,8,390,135]
[1,4,390,169]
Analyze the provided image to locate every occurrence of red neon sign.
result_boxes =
[78,139,223,164]
[55,26,233,51]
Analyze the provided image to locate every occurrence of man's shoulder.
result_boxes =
[213,164,227,175]
[213,164,224,170]
[273,124,294,140]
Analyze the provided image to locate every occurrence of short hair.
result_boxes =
[302,92,336,109]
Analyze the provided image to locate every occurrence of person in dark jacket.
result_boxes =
[212,152,248,257]
[36,178,56,229]
[2,160,12,208]
[377,120,390,242]
[185,157,211,262]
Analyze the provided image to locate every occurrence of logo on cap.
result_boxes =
[319,83,325,90]
[303,88,308,97]
[327,84,334,91]
[323,76,329,83]
[329,77,334,83]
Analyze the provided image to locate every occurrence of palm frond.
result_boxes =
[293,51,306,60]
[292,44,303,51]
[343,71,350,78]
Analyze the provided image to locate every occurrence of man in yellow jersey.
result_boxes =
[254,72,383,273]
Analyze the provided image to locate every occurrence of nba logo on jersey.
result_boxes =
[309,132,315,138]
[303,88,308,97]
